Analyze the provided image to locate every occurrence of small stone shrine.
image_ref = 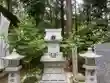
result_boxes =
[80,48,102,83]
[1,49,24,83]
[40,29,67,83]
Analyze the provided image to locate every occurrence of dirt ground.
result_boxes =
[0,75,8,83]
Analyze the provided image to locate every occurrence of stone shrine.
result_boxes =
[80,48,101,83]
[1,49,24,83]
[95,43,110,83]
[40,29,67,83]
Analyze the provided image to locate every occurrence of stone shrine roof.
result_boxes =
[1,49,24,60]
[80,48,102,58]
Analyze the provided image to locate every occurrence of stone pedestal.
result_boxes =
[40,53,67,83]
[6,66,22,83]
[83,65,97,83]
[40,29,67,83]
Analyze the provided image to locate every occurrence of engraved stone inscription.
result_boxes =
[9,73,15,83]
[49,53,58,58]
[11,73,15,77]
[10,79,14,82]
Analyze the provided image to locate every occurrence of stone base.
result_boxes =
[40,81,67,83]
[41,73,67,80]
[40,52,67,83]
[40,67,67,83]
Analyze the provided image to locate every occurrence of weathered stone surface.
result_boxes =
[8,72,20,83]
[40,29,67,83]
[0,13,10,70]
[95,43,110,83]
[40,55,67,83]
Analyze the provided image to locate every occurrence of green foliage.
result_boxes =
[21,68,41,83]
[20,0,62,27]
[8,0,110,71]
[70,0,110,53]
[83,0,107,8]
[23,76,37,83]
[8,17,45,67]
[61,22,110,56]
[20,0,46,25]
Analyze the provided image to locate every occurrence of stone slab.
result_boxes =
[95,43,110,83]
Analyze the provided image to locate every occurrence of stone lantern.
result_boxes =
[80,48,102,83]
[40,29,67,83]
[1,49,24,83]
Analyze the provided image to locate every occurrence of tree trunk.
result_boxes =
[72,46,78,76]
[65,0,78,77]
[6,0,12,12]
[65,0,72,36]
[60,0,64,37]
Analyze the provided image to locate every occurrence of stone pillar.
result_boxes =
[95,43,110,83]
[0,12,10,70]
[6,66,22,83]
[40,29,67,83]
[1,49,24,83]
